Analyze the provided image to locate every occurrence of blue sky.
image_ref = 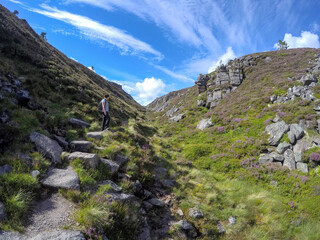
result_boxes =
[2,0,320,105]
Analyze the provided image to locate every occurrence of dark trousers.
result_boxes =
[101,112,110,130]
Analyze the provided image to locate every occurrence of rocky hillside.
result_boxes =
[146,48,320,239]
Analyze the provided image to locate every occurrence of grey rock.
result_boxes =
[228,216,236,226]
[104,192,135,202]
[169,113,185,123]
[277,142,291,154]
[31,170,40,178]
[297,162,308,173]
[114,154,129,167]
[295,151,302,162]
[142,201,153,211]
[173,220,197,238]
[293,139,312,154]
[54,135,69,150]
[197,100,206,107]
[0,93,3,100]
[101,159,120,174]
[300,73,317,86]
[70,140,92,152]
[133,180,144,196]
[68,118,90,128]
[67,152,99,169]
[0,110,10,123]
[160,179,175,188]
[288,131,296,144]
[2,86,13,93]
[299,119,308,130]
[217,222,225,234]
[290,124,304,141]
[188,207,204,218]
[317,119,320,132]
[100,180,122,192]
[270,95,277,103]
[265,57,272,62]
[148,198,165,207]
[0,201,6,222]
[0,164,12,176]
[86,131,103,140]
[41,167,80,190]
[138,219,151,240]
[16,90,30,106]
[197,118,213,130]
[259,152,284,164]
[266,121,289,146]
[30,132,62,164]
[283,149,296,170]
[165,105,179,117]
[273,115,281,123]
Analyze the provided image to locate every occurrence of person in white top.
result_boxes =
[98,94,110,131]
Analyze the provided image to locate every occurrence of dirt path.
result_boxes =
[25,193,76,236]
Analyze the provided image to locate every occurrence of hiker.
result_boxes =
[98,94,110,131]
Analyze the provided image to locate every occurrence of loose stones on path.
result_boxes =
[70,140,92,152]
[66,152,99,169]
[86,131,103,140]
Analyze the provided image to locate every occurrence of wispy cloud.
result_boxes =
[30,4,163,59]
[151,64,194,83]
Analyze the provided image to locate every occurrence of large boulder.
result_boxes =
[266,121,289,146]
[67,152,99,169]
[283,149,296,170]
[300,73,317,86]
[287,124,304,144]
[70,140,92,152]
[277,142,291,154]
[41,167,80,190]
[0,164,12,176]
[30,132,62,164]
[196,118,213,131]
[68,118,90,128]
[101,159,120,174]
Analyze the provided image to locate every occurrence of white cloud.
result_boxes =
[208,47,236,73]
[274,31,320,49]
[30,4,163,59]
[136,77,166,105]
[110,78,166,105]
[152,64,194,83]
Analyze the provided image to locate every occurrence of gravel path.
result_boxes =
[25,193,76,236]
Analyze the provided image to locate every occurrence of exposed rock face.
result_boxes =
[29,132,62,164]
[196,118,213,130]
[195,74,210,93]
[70,140,92,152]
[41,167,80,190]
[67,152,99,169]
[266,121,289,146]
[146,91,180,112]
[68,118,90,128]
[165,105,179,117]
[169,113,185,123]
[0,164,12,176]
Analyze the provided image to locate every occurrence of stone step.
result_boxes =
[101,158,119,174]
[86,131,103,140]
[65,152,99,169]
[70,140,92,152]
[41,167,80,190]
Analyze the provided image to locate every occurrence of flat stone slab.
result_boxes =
[67,152,99,169]
[41,167,80,190]
[68,118,90,128]
[70,140,92,152]
[30,132,62,164]
[101,159,119,174]
[104,192,135,202]
[86,131,103,140]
